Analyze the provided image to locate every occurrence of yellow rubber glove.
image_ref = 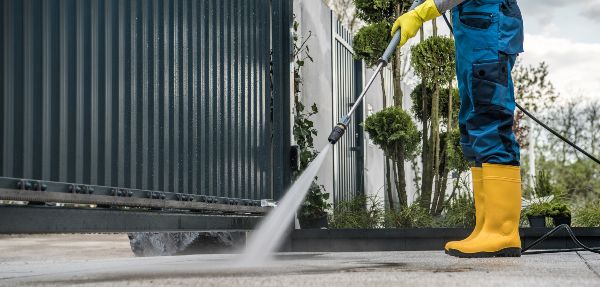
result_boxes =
[391,0,442,47]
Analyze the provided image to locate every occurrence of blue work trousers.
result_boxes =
[452,0,524,166]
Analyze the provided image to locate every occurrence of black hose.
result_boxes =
[521,224,600,255]
[516,103,600,165]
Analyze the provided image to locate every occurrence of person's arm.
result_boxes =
[433,0,465,13]
[391,0,464,47]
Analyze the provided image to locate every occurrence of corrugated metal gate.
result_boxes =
[331,16,364,206]
[0,0,292,233]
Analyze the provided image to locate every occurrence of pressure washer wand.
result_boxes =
[327,31,401,145]
[327,0,425,145]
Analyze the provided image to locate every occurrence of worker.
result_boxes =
[391,0,524,258]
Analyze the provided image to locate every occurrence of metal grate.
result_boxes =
[331,14,364,206]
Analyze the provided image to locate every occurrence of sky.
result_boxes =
[411,0,600,103]
[518,0,600,102]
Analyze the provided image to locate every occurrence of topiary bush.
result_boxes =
[352,21,391,67]
[363,106,421,161]
[353,0,413,23]
[411,36,456,88]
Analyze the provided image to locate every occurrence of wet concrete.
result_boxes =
[0,234,599,286]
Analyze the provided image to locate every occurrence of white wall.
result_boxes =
[294,0,424,208]
[294,0,335,201]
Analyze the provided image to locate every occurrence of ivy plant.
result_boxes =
[292,18,330,219]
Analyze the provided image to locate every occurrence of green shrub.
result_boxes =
[548,201,571,218]
[383,204,435,228]
[299,181,332,220]
[439,192,476,228]
[329,195,383,229]
[410,36,456,88]
[573,200,600,227]
[363,106,420,161]
[352,21,391,67]
[523,201,553,217]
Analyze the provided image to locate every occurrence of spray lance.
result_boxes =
[328,0,425,145]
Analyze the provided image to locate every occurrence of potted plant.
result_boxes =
[524,202,552,228]
[549,201,572,226]
[298,181,331,229]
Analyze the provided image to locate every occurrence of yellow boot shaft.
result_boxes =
[447,164,522,257]
[444,167,483,251]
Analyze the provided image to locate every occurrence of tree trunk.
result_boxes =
[386,158,395,210]
[380,73,394,210]
[392,153,408,209]
[392,3,407,210]
[428,87,441,213]
[418,28,434,210]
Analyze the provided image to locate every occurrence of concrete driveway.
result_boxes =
[0,234,599,286]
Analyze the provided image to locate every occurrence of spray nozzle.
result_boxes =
[328,116,350,145]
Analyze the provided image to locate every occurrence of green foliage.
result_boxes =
[353,0,413,23]
[292,19,318,172]
[410,36,456,88]
[299,180,332,219]
[553,160,600,198]
[410,83,459,123]
[440,192,476,227]
[329,195,383,229]
[293,99,319,171]
[523,201,553,217]
[363,106,420,161]
[353,21,391,67]
[526,170,554,198]
[384,203,436,228]
[524,198,571,218]
[548,201,571,218]
[573,200,600,227]
[446,130,470,173]
[292,18,330,217]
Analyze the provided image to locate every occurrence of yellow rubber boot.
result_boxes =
[444,167,483,252]
[447,163,522,258]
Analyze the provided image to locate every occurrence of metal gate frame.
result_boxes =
[0,0,293,233]
[331,14,364,206]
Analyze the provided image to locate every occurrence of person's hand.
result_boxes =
[390,0,441,47]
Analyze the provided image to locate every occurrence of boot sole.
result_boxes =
[447,247,521,258]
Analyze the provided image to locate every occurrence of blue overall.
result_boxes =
[452,0,524,166]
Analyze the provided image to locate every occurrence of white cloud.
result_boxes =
[521,33,600,101]
[580,1,600,23]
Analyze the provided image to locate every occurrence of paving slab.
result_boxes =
[2,251,600,286]
[1,234,599,287]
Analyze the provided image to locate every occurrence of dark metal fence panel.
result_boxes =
[271,0,293,200]
[1,0,283,201]
[331,15,364,206]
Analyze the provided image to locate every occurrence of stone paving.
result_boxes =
[0,234,599,286]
